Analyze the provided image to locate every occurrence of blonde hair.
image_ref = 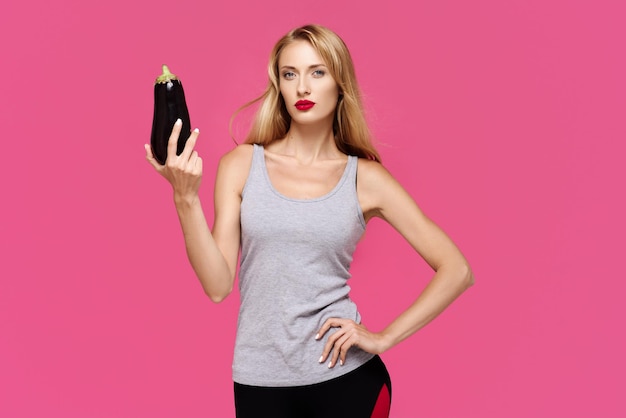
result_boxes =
[232,24,381,162]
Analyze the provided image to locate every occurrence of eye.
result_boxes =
[282,71,296,80]
[312,69,325,78]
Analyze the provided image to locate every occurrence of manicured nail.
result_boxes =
[318,356,324,363]
[175,119,182,125]
[315,333,320,340]
[340,360,343,366]
[328,361,333,368]
[193,128,199,133]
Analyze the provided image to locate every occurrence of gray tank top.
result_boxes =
[234,144,374,386]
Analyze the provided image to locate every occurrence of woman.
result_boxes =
[145,24,473,418]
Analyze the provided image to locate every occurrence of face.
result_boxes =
[277,40,340,128]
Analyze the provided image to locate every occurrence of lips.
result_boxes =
[295,100,315,111]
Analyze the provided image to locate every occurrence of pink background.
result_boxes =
[2,0,624,416]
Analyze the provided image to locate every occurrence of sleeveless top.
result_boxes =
[233,144,374,387]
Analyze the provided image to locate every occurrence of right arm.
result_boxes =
[145,120,252,302]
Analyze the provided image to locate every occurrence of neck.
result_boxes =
[279,124,341,163]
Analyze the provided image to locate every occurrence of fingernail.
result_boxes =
[193,128,199,133]
[328,361,333,368]
[318,356,324,363]
[315,333,320,340]
[340,360,343,366]
[175,119,182,125]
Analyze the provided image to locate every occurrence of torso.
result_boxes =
[234,143,374,386]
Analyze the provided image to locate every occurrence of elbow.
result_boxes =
[209,295,227,304]
[197,271,234,303]
[445,261,474,290]
[461,263,475,289]
[207,292,230,304]
[204,286,233,304]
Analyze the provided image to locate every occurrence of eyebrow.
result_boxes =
[279,64,327,71]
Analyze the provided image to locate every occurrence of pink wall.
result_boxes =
[2,0,624,416]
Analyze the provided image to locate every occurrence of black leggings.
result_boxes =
[234,355,392,418]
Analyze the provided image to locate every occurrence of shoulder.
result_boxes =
[218,143,254,175]
[215,144,255,194]
[356,158,398,193]
[356,158,413,221]
[219,143,255,167]
[356,158,396,219]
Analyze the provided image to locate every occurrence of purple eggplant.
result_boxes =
[150,65,191,165]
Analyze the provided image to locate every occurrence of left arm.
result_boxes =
[317,159,474,367]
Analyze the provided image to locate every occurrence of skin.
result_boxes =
[145,40,474,371]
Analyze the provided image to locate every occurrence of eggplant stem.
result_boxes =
[155,64,178,84]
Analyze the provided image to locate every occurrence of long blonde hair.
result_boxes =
[232,24,381,162]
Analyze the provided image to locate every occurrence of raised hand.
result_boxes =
[145,119,202,200]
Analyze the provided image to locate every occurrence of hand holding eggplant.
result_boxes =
[145,119,202,200]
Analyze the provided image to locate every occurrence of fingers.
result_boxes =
[145,144,163,170]
[317,318,358,368]
[328,332,353,368]
[146,122,203,193]
[316,318,342,340]
[178,128,200,162]
[195,153,203,174]
[188,150,203,176]
[164,123,201,172]
[166,119,183,162]
[166,118,200,163]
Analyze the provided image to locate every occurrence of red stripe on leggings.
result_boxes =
[370,383,390,418]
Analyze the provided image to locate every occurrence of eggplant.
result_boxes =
[150,64,192,165]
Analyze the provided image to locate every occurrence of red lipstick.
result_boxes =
[295,100,315,111]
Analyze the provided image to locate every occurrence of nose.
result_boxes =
[297,77,310,96]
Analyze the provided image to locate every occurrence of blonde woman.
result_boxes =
[146,24,474,418]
